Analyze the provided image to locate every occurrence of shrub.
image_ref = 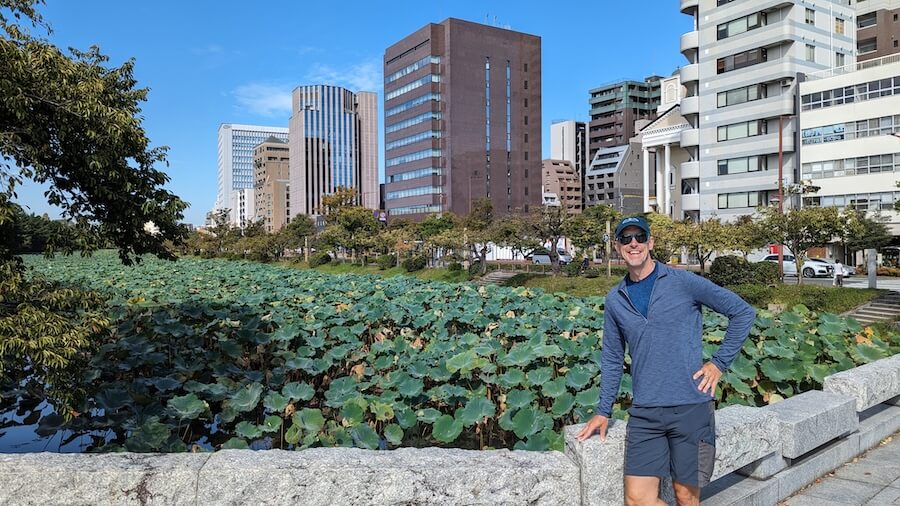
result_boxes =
[751,261,780,285]
[310,252,331,267]
[709,256,752,286]
[564,261,582,277]
[376,254,397,270]
[729,284,770,307]
[584,269,600,279]
[448,262,462,272]
[468,261,483,276]
[402,255,427,272]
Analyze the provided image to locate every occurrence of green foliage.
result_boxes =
[309,252,331,268]
[752,261,780,286]
[0,1,186,263]
[376,254,396,270]
[709,256,753,286]
[402,255,427,272]
[6,253,897,454]
[757,206,842,285]
[447,262,462,272]
[729,284,883,313]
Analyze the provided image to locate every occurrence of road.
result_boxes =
[782,275,900,291]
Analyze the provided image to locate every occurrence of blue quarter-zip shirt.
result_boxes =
[596,262,756,417]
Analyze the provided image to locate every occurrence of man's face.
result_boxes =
[614,225,654,268]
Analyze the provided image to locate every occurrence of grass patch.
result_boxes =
[276,260,470,283]
[729,284,885,314]
[506,273,623,298]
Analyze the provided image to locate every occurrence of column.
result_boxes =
[664,143,672,217]
[655,149,663,212]
[642,147,650,212]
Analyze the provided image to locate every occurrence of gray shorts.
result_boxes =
[624,401,716,487]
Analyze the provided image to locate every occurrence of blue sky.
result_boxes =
[16,1,692,225]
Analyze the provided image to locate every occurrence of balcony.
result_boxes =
[680,193,700,211]
[680,95,699,116]
[680,31,699,56]
[680,0,698,14]
[680,161,700,179]
[680,128,700,148]
[680,63,699,84]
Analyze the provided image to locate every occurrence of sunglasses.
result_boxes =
[616,232,649,245]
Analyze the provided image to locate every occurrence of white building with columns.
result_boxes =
[637,75,700,221]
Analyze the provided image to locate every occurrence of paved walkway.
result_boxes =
[784,432,900,505]
[792,276,900,291]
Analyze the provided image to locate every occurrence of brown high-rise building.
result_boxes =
[587,77,662,160]
[383,18,542,219]
[253,136,290,233]
[541,159,582,214]
[855,0,900,62]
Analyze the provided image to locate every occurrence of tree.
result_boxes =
[279,214,316,254]
[728,215,766,260]
[758,205,842,284]
[843,209,892,257]
[418,213,457,266]
[1,0,187,264]
[463,198,496,275]
[644,213,677,263]
[494,214,539,262]
[1,1,187,413]
[673,218,730,274]
[528,205,569,275]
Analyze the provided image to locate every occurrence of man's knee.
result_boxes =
[624,476,664,506]
[672,481,700,506]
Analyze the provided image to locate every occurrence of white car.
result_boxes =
[531,248,571,266]
[808,258,854,277]
[760,254,834,278]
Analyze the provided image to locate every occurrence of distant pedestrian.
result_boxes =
[581,256,590,274]
[834,259,844,287]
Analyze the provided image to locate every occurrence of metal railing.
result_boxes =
[805,53,900,80]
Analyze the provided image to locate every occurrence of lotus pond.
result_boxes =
[1,252,896,453]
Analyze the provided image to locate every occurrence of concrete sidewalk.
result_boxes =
[784,432,900,505]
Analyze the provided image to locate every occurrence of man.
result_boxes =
[576,216,755,506]
[834,259,844,287]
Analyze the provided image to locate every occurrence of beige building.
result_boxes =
[541,159,582,214]
[289,85,379,219]
[253,136,291,233]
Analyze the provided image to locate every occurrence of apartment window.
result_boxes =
[717,12,766,40]
[386,185,442,200]
[717,0,736,6]
[802,76,900,110]
[386,148,442,167]
[717,190,771,209]
[385,92,441,117]
[717,120,767,141]
[524,63,528,72]
[717,156,768,175]
[859,38,878,54]
[717,47,767,74]
[805,44,816,62]
[524,98,528,107]
[858,12,877,29]
[801,154,900,180]
[836,52,846,67]
[835,17,845,35]
[803,114,900,144]
[717,83,767,107]
[385,55,441,84]
[524,80,528,90]
[389,204,442,216]
[385,111,441,133]
[805,8,815,25]
[385,74,441,101]
[385,130,441,151]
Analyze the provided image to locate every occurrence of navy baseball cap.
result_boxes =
[615,216,651,238]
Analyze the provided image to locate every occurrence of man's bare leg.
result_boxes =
[672,481,700,506]
[624,475,666,506]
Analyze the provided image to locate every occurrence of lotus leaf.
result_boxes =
[229,383,263,412]
[542,377,567,398]
[261,415,282,432]
[432,415,463,443]
[221,438,250,450]
[550,393,575,417]
[235,421,263,439]
[416,408,441,423]
[457,397,495,426]
[263,392,289,413]
[506,389,534,410]
[526,367,553,387]
[511,407,540,438]
[282,382,315,402]
[168,393,208,420]
[384,424,404,446]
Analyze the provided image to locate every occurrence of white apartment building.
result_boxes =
[799,55,900,237]
[216,123,289,227]
[679,0,856,220]
[549,120,589,178]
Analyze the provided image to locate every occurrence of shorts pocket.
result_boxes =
[697,428,716,487]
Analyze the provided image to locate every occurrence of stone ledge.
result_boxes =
[762,390,858,459]
[823,354,900,412]
[565,421,628,506]
[0,452,209,505]
[196,447,579,506]
[711,405,780,481]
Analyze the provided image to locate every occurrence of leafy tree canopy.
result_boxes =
[1,0,187,264]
